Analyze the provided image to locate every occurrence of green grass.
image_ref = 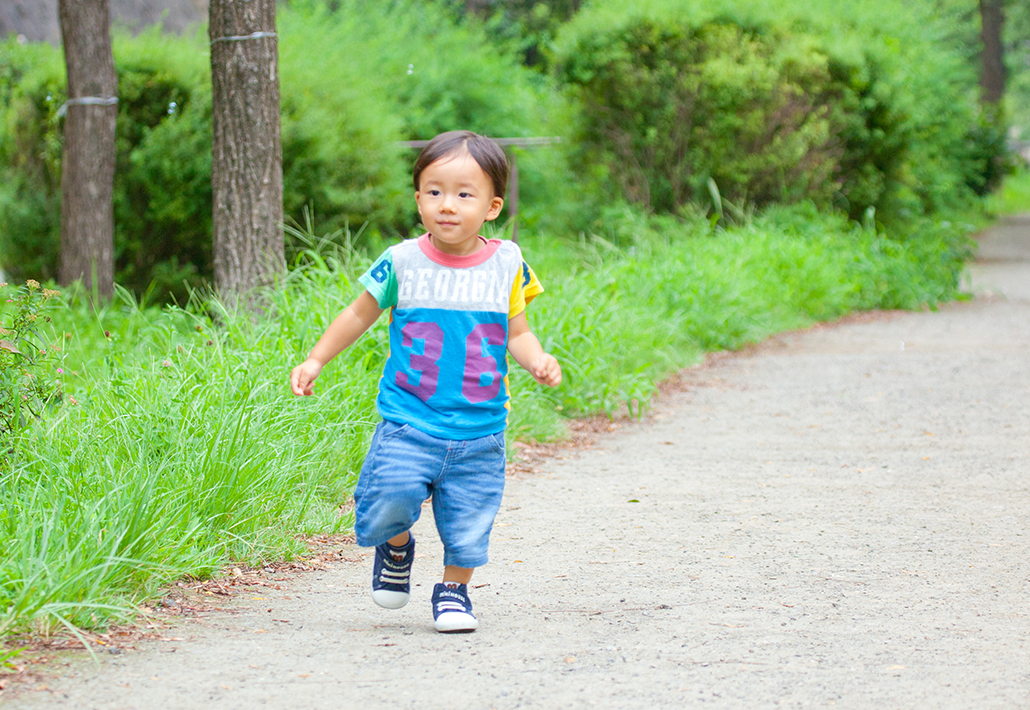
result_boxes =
[986,167,1030,215]
[0,204,976,641]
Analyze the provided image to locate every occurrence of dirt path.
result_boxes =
[9,217,1030,709]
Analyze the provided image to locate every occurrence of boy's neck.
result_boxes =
[428,233,487,256]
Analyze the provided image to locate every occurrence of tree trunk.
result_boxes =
[979,0,1006,105]
[465,0,492,17]
[209,0,284,300]
[58,0,117,300]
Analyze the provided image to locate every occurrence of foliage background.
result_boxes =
[929,0,1030,135]
[553,0,1000,222]
[0,1,560,301]
[1,0,1019,298]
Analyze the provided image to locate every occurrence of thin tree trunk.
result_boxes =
[465,0,492,17]
[979,0,1006,105]
[58,0,117,300]
[209,0,284,300]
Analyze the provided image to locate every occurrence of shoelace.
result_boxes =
[379,552,410,582]
[379,568,409,584]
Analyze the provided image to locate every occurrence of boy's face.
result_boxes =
[415,150,504,256]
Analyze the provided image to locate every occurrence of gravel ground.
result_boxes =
[7,216,1030,709]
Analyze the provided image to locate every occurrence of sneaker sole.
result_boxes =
[371,589,410,609]
[434,611,478,633]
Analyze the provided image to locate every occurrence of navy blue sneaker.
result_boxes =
[371,535,414,609]
[431,583,478,633]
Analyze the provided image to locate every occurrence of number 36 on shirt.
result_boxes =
[393,320,507,405]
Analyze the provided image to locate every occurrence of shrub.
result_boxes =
[554,0,992,225]
[110,34,213,300]
[557,20,845,212]
[0,39,65,284]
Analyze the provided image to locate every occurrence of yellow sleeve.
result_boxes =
[523,263,544,304]
[508,261,544,319]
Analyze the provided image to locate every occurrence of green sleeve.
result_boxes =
[358,249,397,308]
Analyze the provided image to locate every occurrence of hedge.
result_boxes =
[553,0,1000,223]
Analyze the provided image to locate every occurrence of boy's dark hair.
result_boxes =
[413,130,510,199]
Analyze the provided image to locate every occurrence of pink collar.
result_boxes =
[418,233,501,267]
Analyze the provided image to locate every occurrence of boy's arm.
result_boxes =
[290,290,385,396]
[507,312,562,387]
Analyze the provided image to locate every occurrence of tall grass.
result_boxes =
[3,207,974,639]
[508,204,974,431]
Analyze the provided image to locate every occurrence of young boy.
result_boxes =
[290,131,561,633]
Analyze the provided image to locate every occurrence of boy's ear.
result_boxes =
[486,196,504,221]
[415,191,422,215]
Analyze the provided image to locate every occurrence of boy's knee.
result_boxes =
[355,494,424,547]
[378,499,419,529]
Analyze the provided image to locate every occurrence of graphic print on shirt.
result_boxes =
[395,264,511,311]
[358,235,542,439]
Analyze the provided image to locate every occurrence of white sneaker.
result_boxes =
[371,536,414,609]
[431,583,478,633]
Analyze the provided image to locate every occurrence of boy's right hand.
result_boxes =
[290,358,324,396]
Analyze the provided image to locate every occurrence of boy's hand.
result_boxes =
[507,313,561,387]
[290,358,324,396]
[529,353,562,387]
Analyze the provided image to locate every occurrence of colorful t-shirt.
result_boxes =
[358,233,543,439]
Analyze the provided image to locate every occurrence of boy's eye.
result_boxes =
[459,192,471,198]
[428,190,441,196]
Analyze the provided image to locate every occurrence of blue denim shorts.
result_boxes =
[353,420,506,569]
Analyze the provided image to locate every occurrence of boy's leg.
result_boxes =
[430,431,506,570]
[354,422,435,549]
[442,566,473,585]
[354,421,444,609]
[430,430,506,633]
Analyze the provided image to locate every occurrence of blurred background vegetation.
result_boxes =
[1,0,1026,302]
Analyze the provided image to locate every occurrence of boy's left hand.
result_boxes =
[529,353,562,387]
